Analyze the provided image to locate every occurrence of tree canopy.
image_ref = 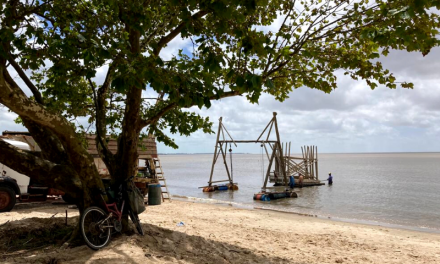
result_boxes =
[0,0,439,212]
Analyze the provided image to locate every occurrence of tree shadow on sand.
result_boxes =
[0,217,308,264]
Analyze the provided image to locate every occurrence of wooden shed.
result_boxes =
[1,131,158,177]
[85,135,158,177]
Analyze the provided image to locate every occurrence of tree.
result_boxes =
[0,0,439,237]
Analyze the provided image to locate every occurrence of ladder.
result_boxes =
[153,157,171,201]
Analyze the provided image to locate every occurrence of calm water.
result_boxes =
[159,153,440,232]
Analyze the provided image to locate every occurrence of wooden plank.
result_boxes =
[286,156,303,160]
[88,148,156,154]
[218,140,278,143]
[87,145,157,151]
[138,150,157,155]
[208,179,231,184]
[87,140,156,147]
[138,154,153,159]
[87,137,155,143]
[86,134,155,140]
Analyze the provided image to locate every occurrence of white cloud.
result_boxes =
[159,34,192,61]
[158,47,440,154]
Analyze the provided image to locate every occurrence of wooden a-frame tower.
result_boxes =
[206,112,288,190]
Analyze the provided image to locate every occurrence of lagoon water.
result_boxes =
[159,153,440,232]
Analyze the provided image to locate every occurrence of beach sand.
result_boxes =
[1,200,440,263]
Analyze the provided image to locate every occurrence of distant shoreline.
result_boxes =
[158,151,440,155]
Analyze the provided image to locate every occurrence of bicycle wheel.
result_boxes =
[129,209,144,236]
[80,206,112,250]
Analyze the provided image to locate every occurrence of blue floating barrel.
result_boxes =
[148,184,162,205]
[260,194,271,201]
[218,185,228,191]
[268,192,288,200]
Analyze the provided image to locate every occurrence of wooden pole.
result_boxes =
[315,146,319,180]
[272,112,287,186]
[257,118,274,141]
[219,142,233,184]
[222,124,237,147]
[283,142,286,157]
[208,117,222,185]
[265,119,275,142]
[282,142,285,173]
[305,146,309,178]
[262,142,270,161]
[263,143,278,189]
[310,146,315,179]
[310,146,313,179]
[214,147,221,164]
[269,142,274,150]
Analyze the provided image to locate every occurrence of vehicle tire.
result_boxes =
[0,186,16,213]
[62,194,76,204]
[129,210,144,236]
[80,206,111,250]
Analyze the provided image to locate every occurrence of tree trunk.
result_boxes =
[113,28,143,183]
[0,61,107,236]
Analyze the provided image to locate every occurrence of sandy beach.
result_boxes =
[1,199,440,264]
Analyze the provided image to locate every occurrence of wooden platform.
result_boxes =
[273,179,325,187]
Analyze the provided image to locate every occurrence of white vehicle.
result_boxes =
[0,138,64,212]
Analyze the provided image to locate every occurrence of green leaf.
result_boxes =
[236,76,245,87]
[265,79,275,89]
[204,97,211,108]
[77,33,86,42]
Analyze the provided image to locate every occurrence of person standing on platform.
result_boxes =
[327,173,333,185]
[298,173,304,188]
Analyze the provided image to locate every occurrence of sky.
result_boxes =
[153,47,440,154]
[2,14,440,154]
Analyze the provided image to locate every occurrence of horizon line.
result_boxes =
[158,151,440,155]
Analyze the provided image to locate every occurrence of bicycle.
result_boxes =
[80,177,144,250]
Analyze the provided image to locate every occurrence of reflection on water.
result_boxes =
[204,190,236,200]
[160,153,440,231]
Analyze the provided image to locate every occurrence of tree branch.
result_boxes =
[20,116,70,165]
[7,53,44,105]
[89,75,115,167]
[0,63,102,189]
[0,139,82,194]
[138,90,241,129]
[152,10,208,56]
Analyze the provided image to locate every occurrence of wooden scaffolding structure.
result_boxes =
[270,145,322,186]
[206,112,289,190]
